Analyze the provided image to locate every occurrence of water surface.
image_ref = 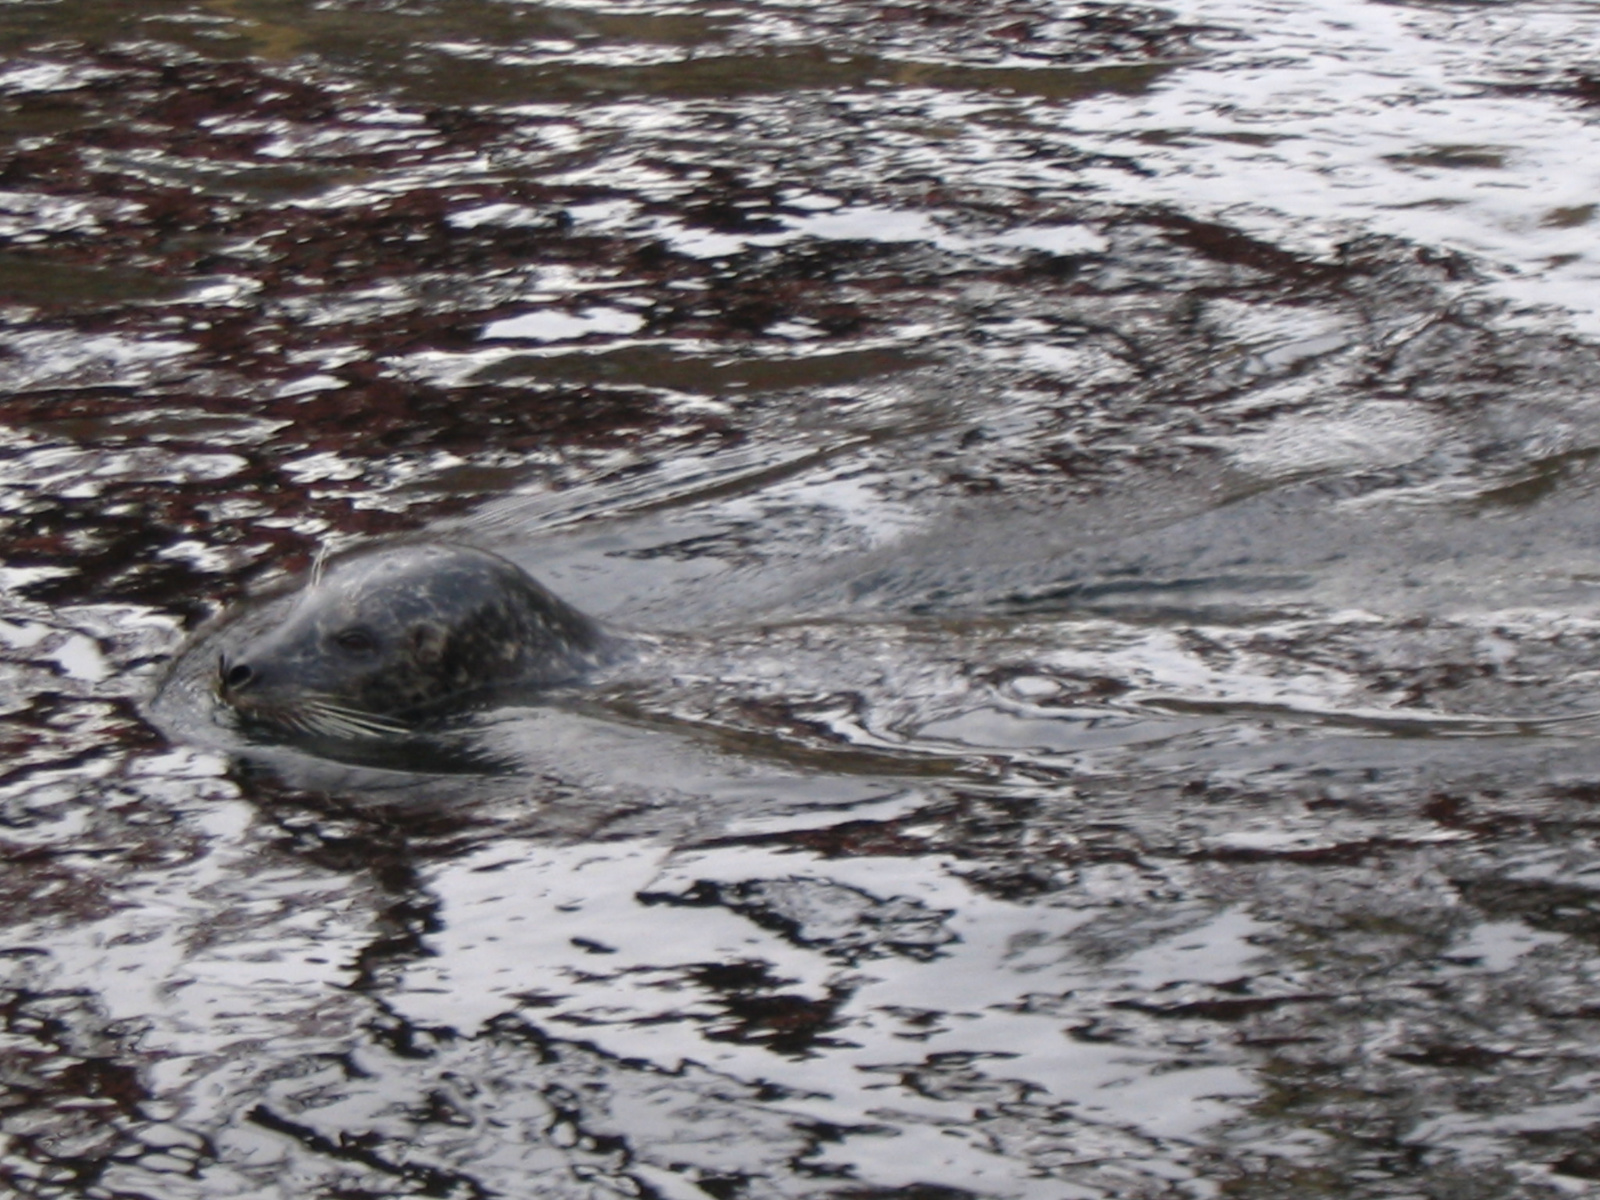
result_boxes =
[7,2,1600,1197]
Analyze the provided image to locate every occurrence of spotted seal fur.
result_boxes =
[217,541,613,740]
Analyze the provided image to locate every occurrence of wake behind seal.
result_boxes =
[214,541,616,741]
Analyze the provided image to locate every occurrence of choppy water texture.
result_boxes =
[12,1,1600,1196]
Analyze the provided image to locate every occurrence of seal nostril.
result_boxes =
[221,660,255,691]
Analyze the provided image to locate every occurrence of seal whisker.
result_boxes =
[295,707,339,738]
[288,705,334,737]
[301,697,411,740]
[262,694,355,740]
[324,713,408,739]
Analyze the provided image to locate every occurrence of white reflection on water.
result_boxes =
[396,835,1248,1187]
[483,305,647,341]
[1065,0,1600,329]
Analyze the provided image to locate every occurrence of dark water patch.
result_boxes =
[640,874,958,964]
[1384,145,1509,172]
[1453,876,1600,945]
[1542,203,1596,230]
[1113,993,1334,1022]
[1472,445,1600,510]
[677,960,857,1058]
[245,1102,492,1197]
[1487,67,1600,109]
[0,253,185,308]
[1143,211,1359,288]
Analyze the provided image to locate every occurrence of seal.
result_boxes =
[216,541,612,740]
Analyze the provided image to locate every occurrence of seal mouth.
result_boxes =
[220,688,412,742]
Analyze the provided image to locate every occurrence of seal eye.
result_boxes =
[332,628,379,656]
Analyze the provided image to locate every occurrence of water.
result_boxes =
[8,1,1600,1197]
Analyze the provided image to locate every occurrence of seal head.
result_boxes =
[217,542,610,740]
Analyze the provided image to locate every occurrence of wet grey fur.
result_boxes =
[217,542,615,739]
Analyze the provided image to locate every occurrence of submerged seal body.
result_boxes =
[217,542,612,739]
